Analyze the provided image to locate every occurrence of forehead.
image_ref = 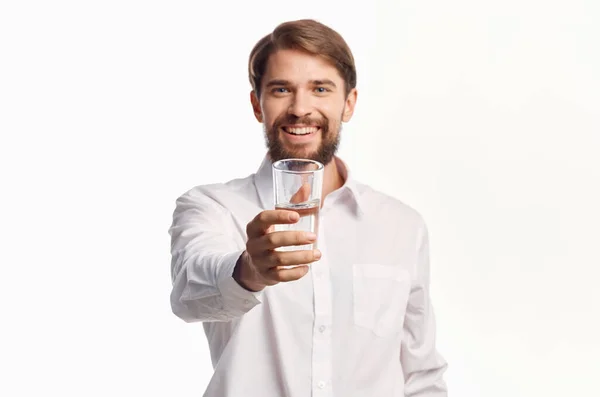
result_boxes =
[263,49,343,84]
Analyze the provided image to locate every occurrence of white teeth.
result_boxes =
[286,127,318,135]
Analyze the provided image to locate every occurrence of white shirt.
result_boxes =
[169,155,448,397]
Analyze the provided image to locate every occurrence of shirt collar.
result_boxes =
[253,154,364,217]
[333,156,365,217]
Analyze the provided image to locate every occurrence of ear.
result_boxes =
[250,91,263,122]
[342,88,358,122]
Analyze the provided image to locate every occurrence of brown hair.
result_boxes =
[248,19,357,99]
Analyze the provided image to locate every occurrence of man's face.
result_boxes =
[251,49,357,165]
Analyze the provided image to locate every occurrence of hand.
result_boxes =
[233,210,321,292]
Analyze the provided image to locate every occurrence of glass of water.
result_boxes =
[272,158,324,252]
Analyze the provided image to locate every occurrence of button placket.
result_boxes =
[312,218,332,395]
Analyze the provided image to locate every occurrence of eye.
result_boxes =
[272,87,289,94]
[315,87,329,93]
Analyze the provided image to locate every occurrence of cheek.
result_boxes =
[324,107,344,125]
[320,98,345,117]
[261,100,287,126]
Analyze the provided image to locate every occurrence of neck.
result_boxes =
[322,157,344,202]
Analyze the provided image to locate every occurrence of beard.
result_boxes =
[264,113,342,165]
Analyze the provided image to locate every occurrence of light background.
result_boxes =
[1,1,598,396]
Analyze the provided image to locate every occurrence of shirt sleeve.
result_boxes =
[401,220,448,396]
[169,188,262,323]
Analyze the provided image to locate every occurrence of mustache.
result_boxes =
[273,115,328,128]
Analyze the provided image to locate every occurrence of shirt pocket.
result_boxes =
[352,263,411,337]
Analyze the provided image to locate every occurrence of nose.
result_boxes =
[288,91,312,118]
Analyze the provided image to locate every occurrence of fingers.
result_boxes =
[247,230,317,253]
[246,210,299,238]
[265,249,322,268]
[290,182,311,204]
[261,250,321,283]
[245,209,320,287]
[248,247,321,282]
[266,265,310,283]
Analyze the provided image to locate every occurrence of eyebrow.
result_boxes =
[265,79,291,88]
[310,79,337,88]
[264,79,338,88]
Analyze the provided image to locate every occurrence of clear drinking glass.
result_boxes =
[272,158,324,252]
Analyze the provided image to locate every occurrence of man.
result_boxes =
[169,19,448,397]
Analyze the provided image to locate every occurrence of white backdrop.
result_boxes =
[1,1,599,396]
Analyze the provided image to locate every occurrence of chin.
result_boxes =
[287,149,320,160]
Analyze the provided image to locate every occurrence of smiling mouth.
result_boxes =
[282,126,320,136]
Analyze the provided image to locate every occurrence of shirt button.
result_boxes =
[318,325,326,333]
[243,299,251,305]
[318,381,326,389]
